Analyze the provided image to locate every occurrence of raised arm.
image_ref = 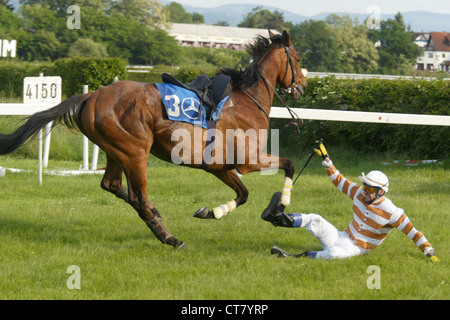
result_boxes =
[314,141,359,200]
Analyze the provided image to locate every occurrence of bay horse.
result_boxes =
[0,30,307,249]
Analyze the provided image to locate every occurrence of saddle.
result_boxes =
[161,73,232,121]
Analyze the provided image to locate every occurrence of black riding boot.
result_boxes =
[261,192,303,227]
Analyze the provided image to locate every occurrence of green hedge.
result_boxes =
[54,57,127,96]
[0,61,55,98]
[0,57,127,98]
[271,77,450,159]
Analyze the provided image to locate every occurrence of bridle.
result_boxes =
[279,45,303,96]
[242,45,304,132]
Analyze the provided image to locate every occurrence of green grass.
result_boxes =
[0,156,448,300]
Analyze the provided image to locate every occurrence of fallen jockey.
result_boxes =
[262,140,439,262]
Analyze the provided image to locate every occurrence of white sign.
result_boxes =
[23,76,62,106]
[0,39,16,57]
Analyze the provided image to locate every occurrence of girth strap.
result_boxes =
[200,120,217,169]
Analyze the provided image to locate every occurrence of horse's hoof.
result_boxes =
[166,236,188,250]
[193,207,214,219]
[176,242,189,250]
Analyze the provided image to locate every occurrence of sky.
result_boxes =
[173,0,450,16]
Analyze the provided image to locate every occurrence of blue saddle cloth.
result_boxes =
[155,83,228,129]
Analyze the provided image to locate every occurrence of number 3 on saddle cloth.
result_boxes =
[155,73,232,168]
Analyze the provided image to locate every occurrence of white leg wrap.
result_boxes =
[212,200,237,219]
[280,177,293,207]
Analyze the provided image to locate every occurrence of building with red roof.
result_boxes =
[416,32,450,72]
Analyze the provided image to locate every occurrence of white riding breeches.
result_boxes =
[299,214,369,259]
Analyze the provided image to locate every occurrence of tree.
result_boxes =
[326,14,379,73]
[19,0,74,16]
[20,3,60,31]
[108,0,169,29]
[368,12,421,74]
[8,0,181,64]
[18,3,66,60]
[0,0,14,11]
[0,4,22,37]
[134,28,180,65]
[20,29,63,61]
[164,1,191,23]
[290,15,379,73]
[238,6,289,31]
[191,12,204,24]
[68,38,109,58]
[74,7,179,64]
[214,20,229,26]
[289,19,340,72]
[164,2,204,24]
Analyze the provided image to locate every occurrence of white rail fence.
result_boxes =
[307,71,450,81]
[3,103,448,127]
[269,107,450,126]
[1,104,448,166]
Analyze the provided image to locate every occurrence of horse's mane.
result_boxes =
[220,34,283,90]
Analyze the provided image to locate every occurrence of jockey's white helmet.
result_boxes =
[358,170,389,192]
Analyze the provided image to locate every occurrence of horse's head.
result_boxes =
[269,29,307,99]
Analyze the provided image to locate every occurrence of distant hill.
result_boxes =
[161,2,450,32]
[310,11,450,32]
[164,2,309,27]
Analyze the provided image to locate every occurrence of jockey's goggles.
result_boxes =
[362,184,379,194]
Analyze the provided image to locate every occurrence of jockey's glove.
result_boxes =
[427,253,439,263]
[314,141,329,159]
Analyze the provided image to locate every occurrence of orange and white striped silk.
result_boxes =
[325,164,434,256]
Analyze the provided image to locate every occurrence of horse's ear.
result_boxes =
[282,30,292,46]
[268,28,276,39]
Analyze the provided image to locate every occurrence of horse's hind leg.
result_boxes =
[101,155,128,201]
[123,156,187,249]
[193,169,248,219]
[100,148,184,248]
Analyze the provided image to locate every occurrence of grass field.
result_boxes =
[0,154,448,301]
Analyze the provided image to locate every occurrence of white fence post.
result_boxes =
[82,85,100,171]
[38,130,43,185]
[91,145,99,170]
[82,85,89,170]
[43,122,52,167]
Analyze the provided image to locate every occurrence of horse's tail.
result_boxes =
[0,94,90,155]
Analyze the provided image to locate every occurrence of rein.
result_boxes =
[241,88,270,119]
[262,74,303,133]
[242,45,304,133]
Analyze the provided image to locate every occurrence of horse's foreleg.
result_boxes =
[278,158,295,207]
[237,155,295,207]
[193,169,248,219]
